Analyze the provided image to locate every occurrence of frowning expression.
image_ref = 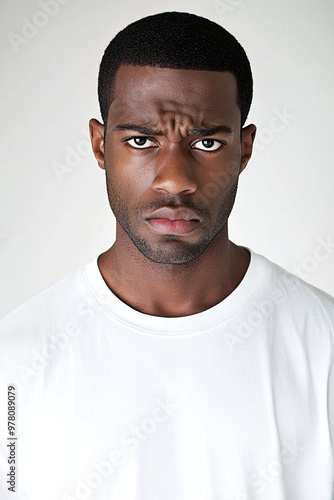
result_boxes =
[101,65,254,264]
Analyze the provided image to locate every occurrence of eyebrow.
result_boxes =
[115,124,233,136]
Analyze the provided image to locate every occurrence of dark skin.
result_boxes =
[90,65,256,317]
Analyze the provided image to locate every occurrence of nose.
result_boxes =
[151,144,198,196]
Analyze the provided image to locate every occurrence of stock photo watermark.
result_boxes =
[17,302,95,386]
[189,106,295,211]
[61,396,179,500]
[6,386,17,493]
[224,234,334,354]
[213,0,245,22]
[223,269,297,353]
[252,107,296,157]
[17,321,81,385]
[7,0,73,53]
[234,439,305,499]
[290,235,334,280]
[52,129,92,182]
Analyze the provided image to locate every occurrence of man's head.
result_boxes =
[98,11,253,129]
[90,12,256,266]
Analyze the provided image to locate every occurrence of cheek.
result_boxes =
[107,140,155,187]
[106,166,154,214]
[193,156,241,209]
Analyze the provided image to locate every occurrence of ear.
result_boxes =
[240,124,256,173]
[89,118,105,170]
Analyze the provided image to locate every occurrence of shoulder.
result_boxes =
[0,260,100,385]
[252,251,334,347]
[0,261,95,348]
[263,253,334,313]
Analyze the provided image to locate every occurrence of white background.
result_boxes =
[1,0,333,317]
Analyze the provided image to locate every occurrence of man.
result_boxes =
[0,11,333,500]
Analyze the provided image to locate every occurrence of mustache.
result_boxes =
[138,198,210,218]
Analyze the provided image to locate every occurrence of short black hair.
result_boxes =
[98,11,253,127]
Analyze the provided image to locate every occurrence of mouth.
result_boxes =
[146,218,201,235]
[145,207,202,235]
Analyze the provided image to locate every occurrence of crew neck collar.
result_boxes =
[81,248,269,335]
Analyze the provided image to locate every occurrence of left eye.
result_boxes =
[191,139,223,151]
[126,137,156,149]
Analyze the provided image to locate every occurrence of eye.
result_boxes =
[125,137,157,149]
[191,139,224,151]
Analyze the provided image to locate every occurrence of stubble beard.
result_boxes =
[105,171,239,265]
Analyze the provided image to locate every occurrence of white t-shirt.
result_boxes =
[0,249,333,500]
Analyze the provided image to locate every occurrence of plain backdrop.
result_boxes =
[1,0,334,318]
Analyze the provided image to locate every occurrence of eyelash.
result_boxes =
[122,136,226,152]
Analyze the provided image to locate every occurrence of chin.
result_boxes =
[133,238,210,265]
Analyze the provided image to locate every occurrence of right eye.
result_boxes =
[125,137,157,149]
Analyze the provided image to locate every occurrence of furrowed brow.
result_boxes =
[115,124,163,135]
[188,126,233,136]
[115,124,233,136]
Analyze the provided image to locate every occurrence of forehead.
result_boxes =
[108,65,240,128]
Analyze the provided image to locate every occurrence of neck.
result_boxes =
[98,223,250,317]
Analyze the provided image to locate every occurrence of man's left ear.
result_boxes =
[240,124,256,173]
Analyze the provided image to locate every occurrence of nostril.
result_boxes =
[152,181,197,197]
[151,163,197,196]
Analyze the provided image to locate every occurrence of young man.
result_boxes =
[0,11,333,500]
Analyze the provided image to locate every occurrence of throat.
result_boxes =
[97,244,250,318]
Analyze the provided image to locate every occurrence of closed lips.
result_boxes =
[146,207,201,221]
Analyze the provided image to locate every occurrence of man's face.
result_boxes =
[101,65,254,265]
